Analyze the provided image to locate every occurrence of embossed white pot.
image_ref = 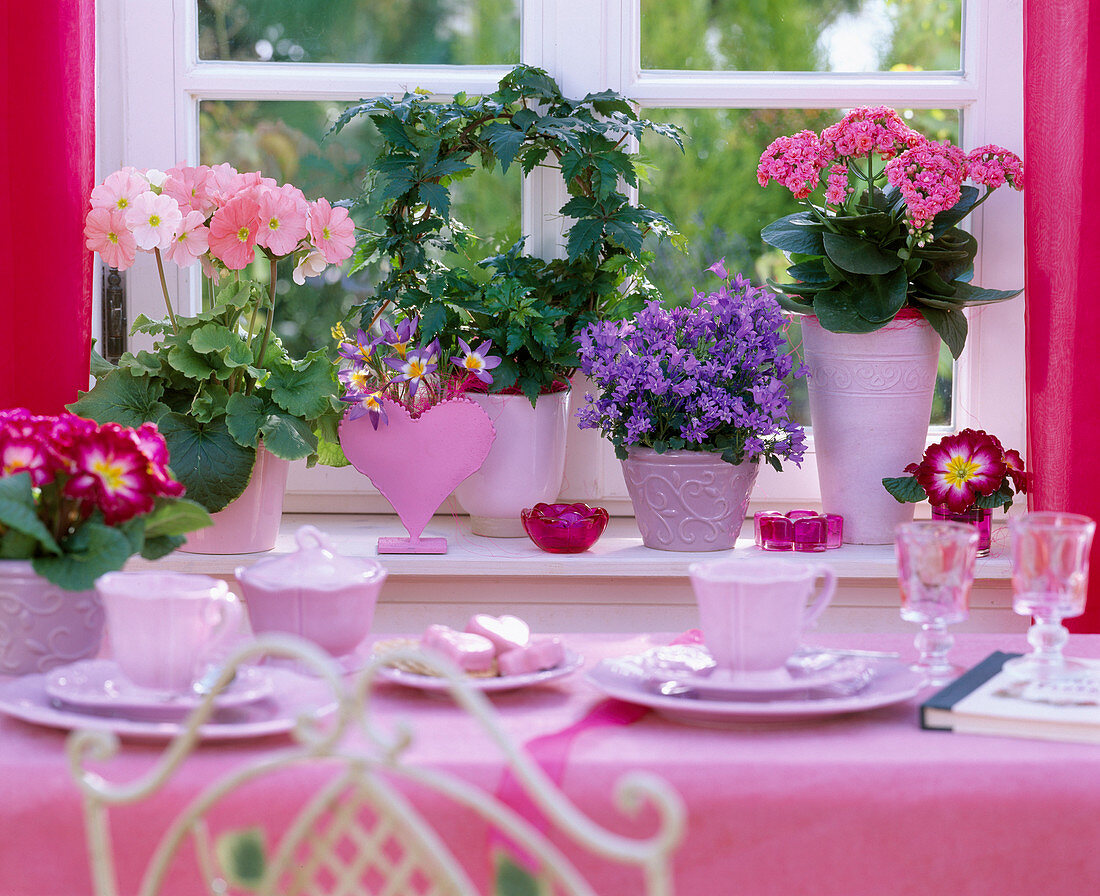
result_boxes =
[0,561,105,675]
[621,448,760,551]
[802,313,940,545]
[453,389,571,537]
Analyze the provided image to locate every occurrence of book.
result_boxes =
[921,651,1100,744]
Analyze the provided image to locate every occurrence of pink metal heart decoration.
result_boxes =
[339,397,496,553]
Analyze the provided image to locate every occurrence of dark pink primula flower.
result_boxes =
[915,429,1007,514]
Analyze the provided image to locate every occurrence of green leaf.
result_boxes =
[0,529,38,559]
[142,497,212,539]
[786,259,833,287]
[822,232,904,275]
[482,121,527,173]
[67,368,169,427]
[760,212,826,255]
[216,828,267,890]
[266,350,338,420]
[33,520,135,591]
[974,483,1015,511]
[857,268,909,323]
[90,349,116,378]
[190,382,230,424]
[140,533,187,560]
[918,305,968,360]
[882,476,927,504]
[118,350,165,377]
[315,437,350,468]
[167,341,222,380]
[947,283,1023,306]
[813,288,888,334]
[565,218,605,261]
[157,412,256,512]
[493,852,543,896]
[0,473,61,554]
[226,393,317,460]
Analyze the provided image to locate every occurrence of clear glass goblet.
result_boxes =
[895,521,979,686]
[1005,511,1096,683]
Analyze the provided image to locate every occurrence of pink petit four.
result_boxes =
[465,614,531,653]
[421,625,495,673]
[498,637,566,676]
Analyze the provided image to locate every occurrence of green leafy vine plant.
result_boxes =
[330,64,685,404]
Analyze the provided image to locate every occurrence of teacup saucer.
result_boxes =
[638,644,869,697]
[45,659,274,720]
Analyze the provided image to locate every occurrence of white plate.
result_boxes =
[46,660,274,720]
[586,657,925,726]
[0,668,338,741]
[377,649,584,693]
[635,645,871,698]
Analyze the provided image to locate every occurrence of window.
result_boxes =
[97,0,1024,514]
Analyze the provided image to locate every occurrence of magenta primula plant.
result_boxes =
[758,106,1024,358]
[882,428,1027,514]
[0,409,210,590]
[334,316,501,429]
[72,164,355,513]
[575,262,807,471]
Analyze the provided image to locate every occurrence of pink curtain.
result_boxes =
[1024,0,1100,631]
[0,0,95,413]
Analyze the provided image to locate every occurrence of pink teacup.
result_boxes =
[96,572,244,693]
[688,558,836,675]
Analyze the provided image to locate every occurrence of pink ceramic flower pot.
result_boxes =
[621,448,759,552]
[181,446,291,554]
[0,560,104,675]
[453,389,571,537]
[801,314,940,545]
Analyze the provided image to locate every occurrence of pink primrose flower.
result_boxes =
[1004,448,1027,493]
[164,210,210,267]
[885,141,967,232]
[206,162,244,208]
[84,207,137,270]
[208,193,261,270]
[0,434,54,486]
[821,106,923,161]
[914,429,1007,514]
[163,164,216,216]
[965,145,1024,191]
[756,130,832,199]
[131,422,185,497]
[255,184,309,257]
[307,198,355,263]
[292,248,328,284]
[89,167,146,214]
[125,191,184,251]
[63,423,160,525]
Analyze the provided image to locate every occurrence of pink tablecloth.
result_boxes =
[3,632,1100,896]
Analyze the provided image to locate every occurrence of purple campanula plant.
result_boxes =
[575,262,807,471]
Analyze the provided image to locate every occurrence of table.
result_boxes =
[2,632,1100,896]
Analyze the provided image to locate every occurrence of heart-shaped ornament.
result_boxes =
[340,398,496,541]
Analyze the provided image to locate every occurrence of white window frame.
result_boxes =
[96,0,1024,515]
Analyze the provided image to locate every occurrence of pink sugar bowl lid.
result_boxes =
[236,525,387,592]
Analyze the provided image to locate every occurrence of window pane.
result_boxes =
[199,100,521,359]
[640,107,960,426]
[197,0,520,65]
[640,0,963,73]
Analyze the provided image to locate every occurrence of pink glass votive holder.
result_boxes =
[521,503,609,554]
[792,514,828,552]
[755,512,794,551]
[753,510,844,550]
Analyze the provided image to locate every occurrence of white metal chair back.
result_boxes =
[67,634,685,896]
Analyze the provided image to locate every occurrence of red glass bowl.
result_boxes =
[521,503,610,554]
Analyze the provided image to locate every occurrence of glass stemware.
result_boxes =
[1004,511,1096,683]
[895,521,979,685]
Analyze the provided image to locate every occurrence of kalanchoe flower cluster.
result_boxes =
[575,262,807,470]
[84,164,355,284]
[883,429,1027,514]
[334,318,501,430]
[758,106,1023,240]
[0,409,207,590]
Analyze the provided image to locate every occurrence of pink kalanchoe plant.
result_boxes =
[758,107,1024,359]
[72,164,354,514]
[0,409,209,590]
[882,428,1027,515]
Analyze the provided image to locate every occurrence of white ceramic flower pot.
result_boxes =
[453,389,571,536]
[180,446,291,554]
[0,560,104,675]
[621,448,759,551]
[801,314,940,545]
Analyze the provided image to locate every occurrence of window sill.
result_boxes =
[129,514,1021,635]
